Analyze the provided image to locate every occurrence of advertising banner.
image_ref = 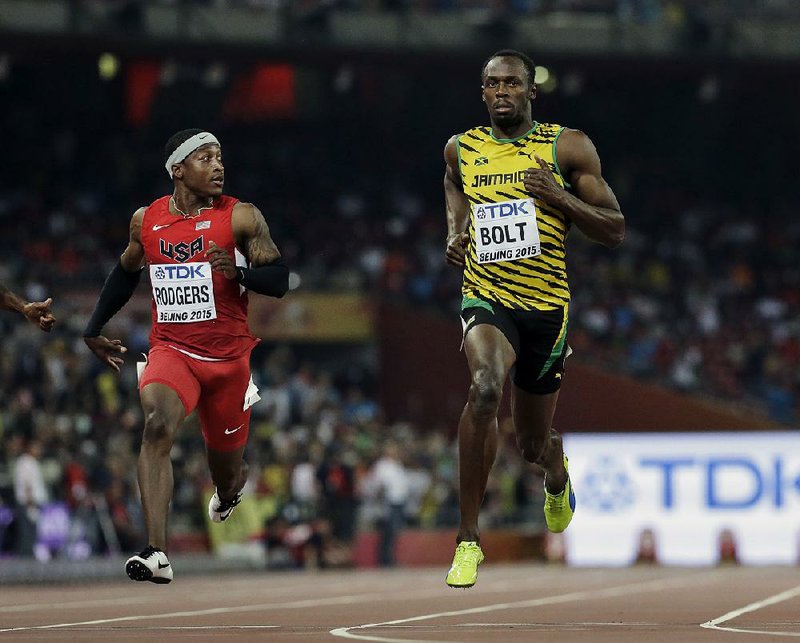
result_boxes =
[249,293,374,342]
[563,432,800,566]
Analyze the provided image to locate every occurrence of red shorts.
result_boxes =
[138,345,257,452]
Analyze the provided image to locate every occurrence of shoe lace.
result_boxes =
[140,545,161,559]
[545,487,567,512]
[217,491,242,513]
[457,543,481,564]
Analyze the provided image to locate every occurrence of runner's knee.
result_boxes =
[142,411,177,453]
[468,368,503,419]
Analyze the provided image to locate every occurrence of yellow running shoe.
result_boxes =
[544,454,576,533]
[446,541,484,588]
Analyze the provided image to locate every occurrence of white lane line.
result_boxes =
[0,581,522,634]
[0,597,153,614]
[0,593,379,633]
[454,622,657,627]
[700,584,800,637]
[62,625,281,631]
[698,629,800,639]
[330,571,719,643]
[368,622,658,629]
[43,626,281,632]
[0,571,558,633]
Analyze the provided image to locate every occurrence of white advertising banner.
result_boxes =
[562,432,800,566]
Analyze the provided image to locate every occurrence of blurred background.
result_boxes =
[1,0,799,579]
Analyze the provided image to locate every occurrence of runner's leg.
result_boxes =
[457,324,516,543]
[206,443,248,502]
[197,354,253,503]
[138,382,190,550]
[512,387,567,493]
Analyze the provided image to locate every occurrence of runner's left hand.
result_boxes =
[205,241,237,279]
[523,156,565,205]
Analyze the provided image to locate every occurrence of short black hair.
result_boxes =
[482,49,536,88]
[164,128,205,164]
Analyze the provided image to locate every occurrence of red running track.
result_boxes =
[1,564,799,641]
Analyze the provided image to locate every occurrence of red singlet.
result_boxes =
[138,195,260,451]
[140,195,258,359]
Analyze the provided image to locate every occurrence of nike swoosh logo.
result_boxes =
[152,224,170,231]
[158,562,170,569]
[198,134,208,139]
[224,424,244,435]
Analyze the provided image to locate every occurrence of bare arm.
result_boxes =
[207,202,282,279]
[0,283,26,313]
[232,202,282,267]
[0,283,55,331]
[523,129,624,248]
[444,135,471,267]
[120,208,147,271]
[206,202,289,298]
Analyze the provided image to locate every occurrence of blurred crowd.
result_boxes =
[0,337,546,561]
[81,0,800,19]
[2,156,797,561]
[6,134,796,424]
[61,0,800,60]
[1,47,798,560]
[566,198,800,425]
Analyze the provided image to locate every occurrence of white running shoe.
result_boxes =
[208,489,243,523]
[125,546,173,584]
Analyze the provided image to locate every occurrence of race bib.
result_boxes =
[473,198,541,264]
[150,262,217,323]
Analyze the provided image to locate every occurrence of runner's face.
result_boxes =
[180,144,224,196]
[482,58,534,128]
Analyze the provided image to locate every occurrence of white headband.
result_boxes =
[165,132,220,177]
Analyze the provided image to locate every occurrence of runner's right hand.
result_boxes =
[22,297,55,332]
[445,232,469,268]
[84,336,128,372]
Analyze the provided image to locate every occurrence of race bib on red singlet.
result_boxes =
[473,197,541,264]
[150,262,217,323]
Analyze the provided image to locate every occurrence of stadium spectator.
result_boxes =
[13,439,47,557]
[364,441,409,566]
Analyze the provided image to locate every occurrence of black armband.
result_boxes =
[83,260,143,337]
[235,259,290,298]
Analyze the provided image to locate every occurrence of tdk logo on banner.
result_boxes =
[153,264,208,280]
[580,457,635,513]
[581,455,800,514]
[641,457,800,510]
[475,199,530,221]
